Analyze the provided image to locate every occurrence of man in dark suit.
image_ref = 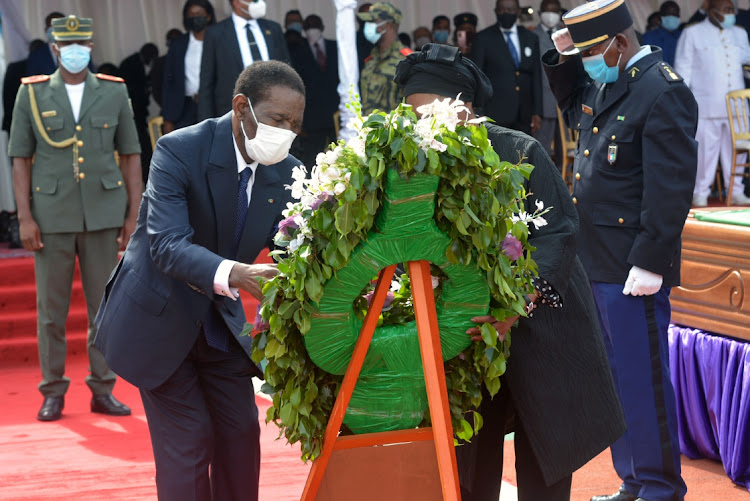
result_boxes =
[26,12,64,76]
[94,61,304,501]
[151,28,183,114]
[290,14,339,168]
[198,0,289,120]
[544,1,697,499]
[120,43,159,183]
[471,0,543,135]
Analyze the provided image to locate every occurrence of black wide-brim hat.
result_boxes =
[562,0,633,54]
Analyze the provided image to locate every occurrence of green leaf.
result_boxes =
[415,148,427,172]
[480,322,497,348]
[334,204,354,235]
[464,204,483,225]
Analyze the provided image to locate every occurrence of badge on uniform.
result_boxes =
[608,144,618,165]
[582,104,594,116]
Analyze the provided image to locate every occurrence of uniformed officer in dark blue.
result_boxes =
[542,0,698,500]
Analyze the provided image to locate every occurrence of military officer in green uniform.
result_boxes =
[357,2,413,115]
[8,15,142,422]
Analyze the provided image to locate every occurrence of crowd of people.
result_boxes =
[2,1,749,500]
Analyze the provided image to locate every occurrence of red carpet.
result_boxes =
[0,357,310,500]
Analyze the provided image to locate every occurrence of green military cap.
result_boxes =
[454,12,478,28]
[357,2,403,25]
[562,0,633,53]
[51,15,93,42]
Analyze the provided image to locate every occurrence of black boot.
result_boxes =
[8,213,21,249]
[0,211,9,242]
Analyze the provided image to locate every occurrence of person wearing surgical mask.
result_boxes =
[26,11,65,76]
[643,1,683,66]
[675,0,750,206]
[357,2,413,115]
[413,26,432,51]
[92,60,305,501]
[163,0,216,134]
[284,9,305,51]
[432,15,451,46]
[9,15,143,425]
[532,0,564,166]
[197,0,290,120]
[289,14,340,169]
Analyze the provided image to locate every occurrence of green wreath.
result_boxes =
[250,98,550,460]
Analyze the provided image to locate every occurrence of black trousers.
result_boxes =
[140,333,260,501]
[456,384,572,501]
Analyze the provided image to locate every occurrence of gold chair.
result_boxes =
[725,89,750,206]
[147,116,164,151]
[556,107,578,191]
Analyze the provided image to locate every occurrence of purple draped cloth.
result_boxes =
[668,325,750,492]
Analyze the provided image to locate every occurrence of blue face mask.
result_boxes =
[661,15,680,31]
[286,22,303,33]
[720,13,736,29]
[582,38,621,84]
[364,21,384,44]
[58,43,91,74]
[433,29,450,43]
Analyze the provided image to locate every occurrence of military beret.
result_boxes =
[51,15,93,42]
[357,2,403,25]
[454,12,478,28]
[562,0,633,53]
[393,43,493,107]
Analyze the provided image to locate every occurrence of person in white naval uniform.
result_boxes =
[675,0,750,206]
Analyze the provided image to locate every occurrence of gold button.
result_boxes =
[577,122,581,127]
[515,86,520,91]
[46,126,51,131]
[593,127,599,134]
[78,172,85,180]
[575,173,581,180]
[77,140,84,147]
[76,125,82,131]
[611,135,616,140]
[78,156,84,164]
[572,197,578,205]
[36,187,40,192]
[618,218,624,224]
[103,124,109,129]
[515,71,520,76]
[117,180,123,186]
[584,149,590,157]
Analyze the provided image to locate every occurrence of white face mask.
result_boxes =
[240,97,296,165]
[540,11,561,29]
[240,0,266,19]
[305,28,323,44]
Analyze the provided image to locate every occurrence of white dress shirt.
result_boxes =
[213,123,259,299]
[675,19,750,118]
[65,82,85,122]
[501,23,521,61]
[232,12,270,68]
[184,32,203,97]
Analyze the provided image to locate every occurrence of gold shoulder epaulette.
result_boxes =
[95,73,125,83]
[658,62,683,83]
[21,75,50,85]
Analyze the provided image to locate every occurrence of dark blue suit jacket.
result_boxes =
[198,17,290,120]
[162,33,190,123]
[94,113,297,389]
[26,45,57,76]
[290,39,339,132]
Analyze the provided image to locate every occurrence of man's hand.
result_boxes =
[117,216,137,251]
[19,216,43,251]
[530,114,542,134]
[622,266,663,296]
[228,263,279,301]
[552,28,574,55]
[466,314,518,343]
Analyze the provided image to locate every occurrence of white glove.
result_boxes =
[622,266,663,296]
[552,28,575,55]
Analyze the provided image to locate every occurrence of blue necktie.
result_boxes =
[504,31,520,69]
[204,167,254,352]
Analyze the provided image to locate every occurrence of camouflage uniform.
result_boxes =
[357,2,412,115]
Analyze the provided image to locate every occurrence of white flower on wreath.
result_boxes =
[511,199,551,230]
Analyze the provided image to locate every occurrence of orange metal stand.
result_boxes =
[300,261,461,501]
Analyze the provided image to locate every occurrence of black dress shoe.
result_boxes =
[91,394,131,416]
[37,396,64,421]
[591,486,638,501]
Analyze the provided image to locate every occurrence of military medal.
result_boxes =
[608,144,618,165]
